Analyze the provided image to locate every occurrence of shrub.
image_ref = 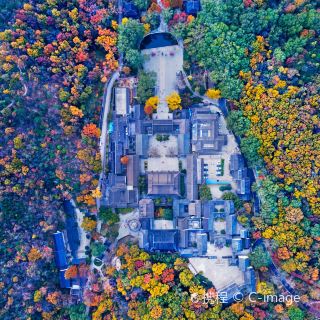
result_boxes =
[99,206,119,225]
[199,184,212,201]
[90,242,105,257]
[219,184,232,191]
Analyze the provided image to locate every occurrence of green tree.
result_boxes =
[220,309,238,320]
[250,246,270,270]
[218,77,243,100]
[311,224,320,238]
[240,136,263,168]
[221,192,242,210]
[125,49,143,70]
[227,110,250,136]
[283,37,307,58]
[67,304,88,320]
[1,194,27,223]
[144,12,160,29]
[99,206,119,225]
[118,19,145,53]
[90,242,105,257]
[199,184,212,201]
[133,0,150,11]
[273,47,286,63]
[252,176,280,224]
[162,8,173,24]
[288,307,305,320]
[138,175,147,194]
[137,71,156,104]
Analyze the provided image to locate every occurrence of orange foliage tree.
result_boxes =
[82,123,101,138]
[27,247,42,262]
[144,104,153,115]
[65,265,78,279]
[120,155,129,165]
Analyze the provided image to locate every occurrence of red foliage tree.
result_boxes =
[120,155,129,165]
[144,104,153,115]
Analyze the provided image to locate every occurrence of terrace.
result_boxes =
[141,32,183,119]
[189,242,245,290]
[146,134,179,172]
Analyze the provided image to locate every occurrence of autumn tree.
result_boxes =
[145,96,159,112]
[82,123,101,139]
[144,104,154,115]
[166,92,182,111]
[120,155,129,165]
[81,217,97,231]
[65,265,78,279]
[27,247,42,262]
[206,88,221,99]
[285,206,304,224]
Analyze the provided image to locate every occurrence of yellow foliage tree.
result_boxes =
[152,263,167,276]
[257,281,274,295]
[81,217,97,231]
[230,302,245,316]
[285,206,304,224]
[34,290,42,302]
[46,292,60,305]
[150,305,163,319]
[179,269,194,287]
[206,88,221,99]
[91,187,102,199]
[145,96,159,111]
[70,105,84,118]
[240,312,255,320]
[166,92,182,111]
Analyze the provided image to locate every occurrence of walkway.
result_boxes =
[71,199,90,259]
[99,71,120,175]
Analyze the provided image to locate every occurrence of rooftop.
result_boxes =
[140,32,178,50]
[149,229,179,251]
[147,171,180,195]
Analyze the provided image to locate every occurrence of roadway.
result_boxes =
[99,71,120,175]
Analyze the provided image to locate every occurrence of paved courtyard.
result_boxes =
[190,242,245,290]
[142,44,183,119]
[147,135,179,172]
[117,209,140,240]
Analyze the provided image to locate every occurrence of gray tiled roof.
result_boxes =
[191,108,227,154]
[196,233,208,255]
[226,214,237,236]
[149,230,179,251]
[139,198,155,218]
[136,134,149,157]
[186,154,198,201]
[126,155,139,187]
[147,171,180,195]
